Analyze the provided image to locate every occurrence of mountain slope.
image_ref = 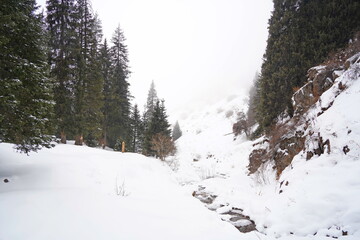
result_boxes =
[174,53,360,239]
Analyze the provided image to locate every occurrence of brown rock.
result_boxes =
[248,148,268,174]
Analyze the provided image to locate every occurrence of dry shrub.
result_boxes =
[151,133,176,161]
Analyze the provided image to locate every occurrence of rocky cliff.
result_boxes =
[248,40,360,178]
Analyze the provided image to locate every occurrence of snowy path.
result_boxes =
[0,143,247,240]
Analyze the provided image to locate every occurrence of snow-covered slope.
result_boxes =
[175,95,251,183]
[1,58,359,240]
[0,143,242,240]
[174,55,360,239]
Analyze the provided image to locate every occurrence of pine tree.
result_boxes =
[81,14,104,147]
[144,99,171,156]
[246,71,260,128]
[106,25,131,148]
[46,0,77,143]
[0,0,54,153]
[257,0,360,131]
[172,121,182,141]
[129,104,143,153]
[73,0,92,145]
[71,0,105,146]
[143,80,158,128]
[99,38,112,148]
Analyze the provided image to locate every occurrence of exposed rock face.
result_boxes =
[248,148,268,175]
[247,127,306,178]
[274,131,305,176]
[248,51,360,178]
[293,66,336,116]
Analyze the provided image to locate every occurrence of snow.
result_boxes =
[0,144,240,240]
[171,56,360,239]
[1,56,359,239]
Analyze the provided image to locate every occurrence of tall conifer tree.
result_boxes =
[99,39,112,147]
[143,80,158,127]
[82,15,104,146]
[129,104,143,153]
[0,0,54,153]
[46,0,77,143]
[106,25,131,148]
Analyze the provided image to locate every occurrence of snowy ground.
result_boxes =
[173,58,360,239]
[0,143,244,240]
[1,60,359,240]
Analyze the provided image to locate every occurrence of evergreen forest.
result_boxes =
[253,0,360,132]
[0,0,176,157]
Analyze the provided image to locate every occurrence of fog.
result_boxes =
[37,0,273,123]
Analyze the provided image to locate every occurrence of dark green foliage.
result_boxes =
[105,25,132,148]
[144,100,171,156]
[246,71,260,127]
[129,104,143,153]
[47,0,105,147]
[46,0,77,143]
[1,0,135,152]
[257,0,360,130]
[81,15,104,146]
[0,0,54,153]
[99,39,112,147]
[172,121,182,141]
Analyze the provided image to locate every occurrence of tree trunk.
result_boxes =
[75,135,83,145]
[102,131,107,149]
[60,131,67,144]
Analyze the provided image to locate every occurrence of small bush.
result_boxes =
[151,133,176,161]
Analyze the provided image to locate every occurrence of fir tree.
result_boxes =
[129,104,143,153]
[82,14,104,147]
[144,100,171,156]
[46,0,77,143]
[106,25,131,148]
[99,38,112,148]
[73,0,93,145]
[0,0,54,153]
[143,80,158,128]
[172,121,182,141]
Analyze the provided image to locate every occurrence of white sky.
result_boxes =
[37,0,273,123]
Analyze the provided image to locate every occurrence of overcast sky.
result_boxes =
[37,0,273,123]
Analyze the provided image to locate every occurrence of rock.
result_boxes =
[312,69,333,98]
[294,67,334,115]
[306,151,314,160]
[332,70,344,80]
[4,179,9,183]
[229,216,248,222]
[235,222,257,233]
[274,131,305,177]
[192,186,257,234]
[248,148,268,174]
[344,52,360,70]
[293,82,315,115]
